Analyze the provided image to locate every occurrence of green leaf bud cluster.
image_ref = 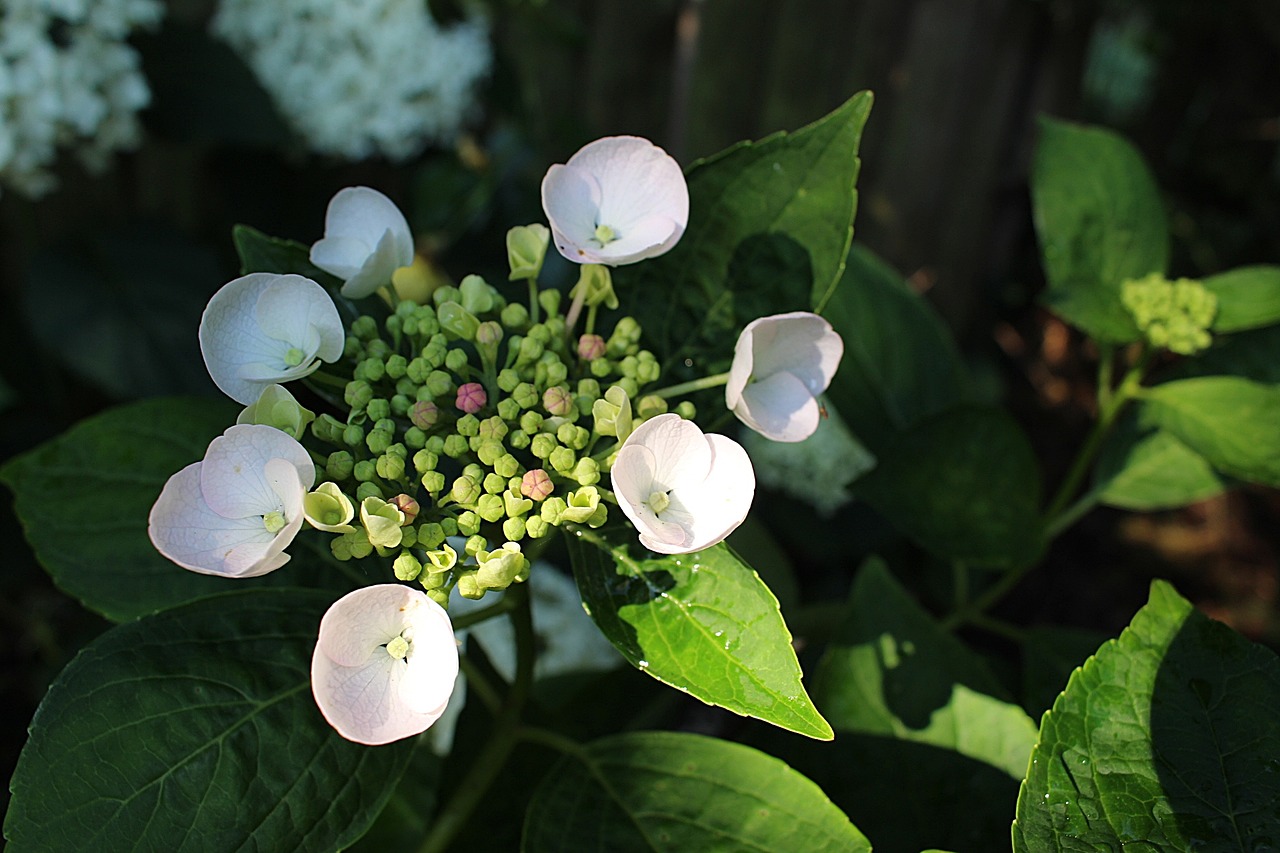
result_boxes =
[1121,273,1218,356]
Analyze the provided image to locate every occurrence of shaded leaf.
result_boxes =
[853,406,1043,567]
[1013,581,1280,851]
[1032,118,1167,343]
[3,590,415,853]
[1203,265,1280,333]
[522,732,869,852]
[1139,376,1280,487]
[1,397,354,622]
[232,224,342,287]
[1020,625,1113,717]
[1171,324,1280,385]
[823,243,969,453]
[566,526,832,740]
[1092,411,1226,510]
[813,559,1038,779]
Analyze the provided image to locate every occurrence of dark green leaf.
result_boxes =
[1092,411,1226,510]
[1020,626,1113,717]
[615,91,872,366]
[566,526,832,740]
[3,589,415,852]
[232,224,343,286]
[522,732,869,852]
[822,243,969,453]
[1032,118,1167,343]
[853,406,1044,567]
[1172,324,1280,384]
[23,226,222,399]
[1203,265,1280,333]
[813,560,1037,779]
[1,397,355,622]
[1139,376,1280,487]
[1013,581,1280,851]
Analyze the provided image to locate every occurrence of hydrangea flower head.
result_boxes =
[726,312,844,442]
[148,424,314,577]
[541,136,688,266]
[199,272,345,405]
[311,584,459,745]
[310,186,415,299]
[611,413,754,554]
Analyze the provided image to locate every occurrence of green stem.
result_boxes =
[584,303,599,337]
[416,584,534,853]
[528,279,541,326]
[516,725,588,759]
[309,370,351,389]
[450,596,517,631]
[458,656,503,716]
[649,371,731,399]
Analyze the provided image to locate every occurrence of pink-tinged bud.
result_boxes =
[521,468,554,501]
[456,383,487,414]
[411,400,440,429]
[577,334,606,361]
[390,494,420,524]
[542,385,573,417]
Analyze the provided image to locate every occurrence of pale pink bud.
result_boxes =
[521,468,554,501]
[456,383,487,413]
[577,334,606,361]
[411,400,440,429]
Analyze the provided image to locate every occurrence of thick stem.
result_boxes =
[416,585,534,853]
[528,279,540,326]
[649,371,731,399]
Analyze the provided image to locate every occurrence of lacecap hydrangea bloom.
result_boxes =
[541,136,689,266]
[312,584,459,745]
[211,0,491,161]
[0,0,163,197]
[148,424,315,577]
[611,413,754,555]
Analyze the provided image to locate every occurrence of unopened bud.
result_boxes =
[459,274,498,314]
[577,334,606,361]
[521,468,554,501]
[507,224,551,281]
[456,383,487,413]
[543,385,573,417]
[389,494,420,524]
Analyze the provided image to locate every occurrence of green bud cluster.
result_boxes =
[1121,273,1218,356]
[302,250,680,606]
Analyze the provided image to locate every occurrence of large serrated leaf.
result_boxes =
[1013,580,1280,851]
[3,589,415,852]
[1,396,355,621]
[1092,410,1226,510]
[614,91,872,367]
[566,527,832,740]
[813,560,1038,779]
[521,732,869,852]
[853,406,1043,567]
[1032,118,1168,343]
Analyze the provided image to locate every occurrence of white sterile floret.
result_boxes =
[148,424,315,577]
[199,272,344,405]
[210,0,491,161]
[541,136,689,266]
[310,186,415,299]
[0,0,163,197]
[312,584,459,746]
[611,413,754,555]
[726,311,844,443]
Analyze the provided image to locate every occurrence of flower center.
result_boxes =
[283,347,306,367]
[385,635,410,660]
[647,490,671,516]
[262,510,286,534]
[593,223,618,245]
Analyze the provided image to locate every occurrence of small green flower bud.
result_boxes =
[444,347,468,373]
[478,416,508,441]
[572,457,600,486]
[451,475,481,506]
[421,470,446,493]
[556,423,589,450]
[456,570,483,599]
[477,493,505,523]
[413,449,439,475]
[426,588,451,607]
[530,433,558,460]
[422,335,449,369]
[497,368,521,392]
[311,413,346,444]
[549,446,576,474]
[365,339,391,360]
[355,482,383,503]
[619,355,639,379]
[494,453,520,478]
[465,535,488,556]
[474,439,503,467]
[496,397,521,422]
[501,302,530,330]
[518,335,544,364]
[404,426,427,450]
[540,497,567,525]
[508,429,530,450]
[326,451,355,481]
[541,359,569,388]
[458,509,481,536]
[636,394,667,419]
[358,357,387,383]
[418,522,446,550]
[426,369,453,398]
[521,469,554,501]
[525,515,550,539]
[426,541,457,572]
[394,551,423,581]
[562,486,601,523]
[366,429,393,455]
[438,301,480,340]
[636,351,660,384]
[343,335,362,360]
[519,411,544,433]
[675,400,696,420]
[506,224,550,281]
[538,288,561,318]
[391,394,412,418]
[366,398,391,423]
[407,357,431,384]
[578,378,601,399]
[360,496,405,548]
[343,423,366,448]
[303,482,356,532]
[607,316,641,357]
[354,460,377,482]
[590,357,613,379]
[352,315,379,341]
[513,383,540,409]
[543,385,573,416]
[503,516,526,542]
[463,463,485,482]
[440,517,459,537]
[459,274,497,314]
[456,413,480,437]
[483,472,507,495]
[385,353,409,380]
[345,380,374,411]
[475,321,503,363]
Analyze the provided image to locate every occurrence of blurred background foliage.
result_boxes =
[2,0,1279,834]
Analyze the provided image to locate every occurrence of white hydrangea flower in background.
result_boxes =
[211,0,491,161]
[310,186,415,299]
[199,272,345,405]
[726,311,844,443]
[0,0,163,197]
[611,413,754,555]
[148,424,315,577]
[312,584,460,746]
[741,398,876,517]
[541,136,689,265]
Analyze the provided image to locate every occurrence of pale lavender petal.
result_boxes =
[613,443,689,550]
[630,414,712,492]
[254,275,344,363]
[588,214,679,266]
[736,370,822,443]
[148,462,277,576]
[677,434,755,550]
[570,137,688,234]
[542,164,604,262]
[746,312,843,395]
[200,425,313,519]
[340,227,411,299]
[309,235,369,281]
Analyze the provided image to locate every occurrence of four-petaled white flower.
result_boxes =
[199,272,345,405]
[312,584,459,745]
[611,413,754,555]
[726,311,844,443]
[148,424,315,577]
[310,186,415,299]
[541,136,688,266]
